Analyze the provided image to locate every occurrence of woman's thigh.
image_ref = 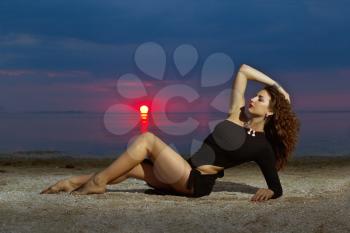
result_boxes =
[129,133,194,195]
[127,161,173,191]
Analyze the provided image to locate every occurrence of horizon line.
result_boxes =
[1,109,350,114]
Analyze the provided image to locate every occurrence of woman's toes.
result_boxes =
[40,187,57,194]
[40,189,48,194]
[40,180,68,194]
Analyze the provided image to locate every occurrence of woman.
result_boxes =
[40,64,300,202]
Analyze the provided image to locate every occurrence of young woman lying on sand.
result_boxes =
[40,64,300,202]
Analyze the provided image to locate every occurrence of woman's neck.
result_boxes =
[246,117,265,132]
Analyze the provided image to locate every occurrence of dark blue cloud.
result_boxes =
[0,0,349,84]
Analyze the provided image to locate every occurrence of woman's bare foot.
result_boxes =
[40,179,81,194]
[71,174,106,195]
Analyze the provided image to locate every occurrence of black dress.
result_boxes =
[144,119,283,198]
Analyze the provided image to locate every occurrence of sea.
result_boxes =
[0,111,349,158]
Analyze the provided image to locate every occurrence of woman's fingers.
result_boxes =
[277,87,291,104]
[261,194,269,201]
[256,193,265,202]
[285,93,291,104]
[251,189,271,202]
[282,91,291,104]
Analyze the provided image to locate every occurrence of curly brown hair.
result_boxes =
[263,84,301,172]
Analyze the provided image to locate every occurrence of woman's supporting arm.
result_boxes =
[254,146,283,200]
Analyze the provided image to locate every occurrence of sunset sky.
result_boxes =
[1,0,349,113]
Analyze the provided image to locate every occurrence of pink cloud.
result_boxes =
[0,77,159,112]
[0,69,94,79]
[2,67,350,112]
[0,69,35,77]
[46,70,93,78]
[280,68,350,88]
[0,34,40,46]
[293,91,350,110]
[275,68,350,110]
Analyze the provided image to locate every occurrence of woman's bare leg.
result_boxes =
[40,172,130,194]
[40,173,94,194]
[72,132,193,195]
[41,133,154,195]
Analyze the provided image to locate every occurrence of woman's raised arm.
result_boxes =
[239,64,275,86]
[227,64,248,117]
[239,64,291,104]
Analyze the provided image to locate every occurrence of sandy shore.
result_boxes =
[1,153,350,233]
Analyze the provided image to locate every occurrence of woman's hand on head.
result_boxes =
[276,85,291,104]
[281,90,291,104]
[250,188,274,202]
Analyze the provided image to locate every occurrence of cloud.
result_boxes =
[279,68,350,93]
[0,0,349,73]
[0,34,41,46]
[304,0,350,22]
[0,69,35,77]
[0,69,94,80]
[294,91,350,111]
[0,0,349,112]
[0,34,138,73]
[273,68,350,111]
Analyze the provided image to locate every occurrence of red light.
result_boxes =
[139,105,149,114]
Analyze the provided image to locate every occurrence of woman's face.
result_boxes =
[247,89,273,117]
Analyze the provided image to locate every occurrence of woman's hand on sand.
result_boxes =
[250,188,274,202]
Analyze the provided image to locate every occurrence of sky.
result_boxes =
[1,0,350,113]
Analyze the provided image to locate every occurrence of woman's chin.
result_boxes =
[247,109,258,116]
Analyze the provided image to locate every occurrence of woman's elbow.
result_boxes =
[239,64,249,73]
[238,64,253,79]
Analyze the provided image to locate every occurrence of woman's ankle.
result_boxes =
[92,173,108,186]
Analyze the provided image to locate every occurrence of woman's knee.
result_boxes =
[126,132,154,155]
[138,132,156,147]
[141,132,157,150]
[132,132,163,159]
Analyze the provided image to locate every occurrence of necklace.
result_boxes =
[243,120,258,137]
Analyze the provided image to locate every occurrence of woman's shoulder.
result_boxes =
[224,116,247,128]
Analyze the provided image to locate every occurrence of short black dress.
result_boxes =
[185,158,225,197]
[142,157,223,197]
[143,119,283,199]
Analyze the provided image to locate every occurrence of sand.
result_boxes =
[0,153,350,233]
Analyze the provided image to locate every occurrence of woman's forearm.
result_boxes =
[239,64,280,88]
[238,64,290,103]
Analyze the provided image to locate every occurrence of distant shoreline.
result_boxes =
[1,109,350,114]
[1,151,350,169]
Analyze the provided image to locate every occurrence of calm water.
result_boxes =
[0,111,350,158]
